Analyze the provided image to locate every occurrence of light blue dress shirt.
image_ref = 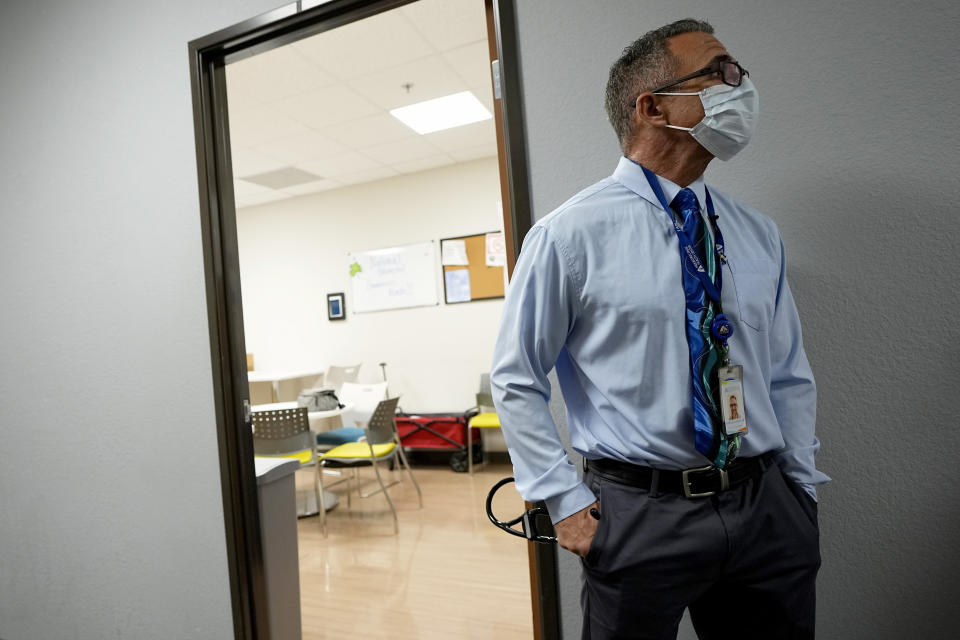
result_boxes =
[490,157,830,524]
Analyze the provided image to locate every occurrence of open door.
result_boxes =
[189,0,557,638]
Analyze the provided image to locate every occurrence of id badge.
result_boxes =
[718,365,747,435]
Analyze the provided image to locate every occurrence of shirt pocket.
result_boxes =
[728,258,778,332]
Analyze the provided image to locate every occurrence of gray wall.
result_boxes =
[513,0,960,638]
[2,0,957,638]
[0,1,280,638]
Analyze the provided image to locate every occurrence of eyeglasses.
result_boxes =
[631,56,749,105]
[652,56,749,93]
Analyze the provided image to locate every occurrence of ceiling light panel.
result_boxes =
[390,91,492,135]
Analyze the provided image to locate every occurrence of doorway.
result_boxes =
[188,1,557,638]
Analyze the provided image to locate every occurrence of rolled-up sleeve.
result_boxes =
[490,225,596,523]
[769,237,831,500]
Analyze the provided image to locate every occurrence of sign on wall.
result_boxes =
[348,241,439,313]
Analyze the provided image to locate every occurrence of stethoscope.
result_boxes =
[485,477,557,544]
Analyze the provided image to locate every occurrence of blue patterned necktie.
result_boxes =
[670,188,737,467]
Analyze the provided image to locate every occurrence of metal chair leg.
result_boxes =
[370,457,399,534]
[396,443,422,508]
[316,461,327,537]
[467,422,473,475]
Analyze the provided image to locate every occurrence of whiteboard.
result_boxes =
[348,241,439,313]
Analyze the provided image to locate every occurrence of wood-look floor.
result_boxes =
[294,462,534,639]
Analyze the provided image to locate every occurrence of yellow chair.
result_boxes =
[467,383,502,474]
[318,397,422,535]
[251,406,323,519]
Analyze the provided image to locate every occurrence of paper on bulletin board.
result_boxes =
[441,239,469,266]
[445,269,472,303]
[485,232,506,267]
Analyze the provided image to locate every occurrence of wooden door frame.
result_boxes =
[188,1,558,638]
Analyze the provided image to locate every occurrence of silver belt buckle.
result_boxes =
[682,465,729,498]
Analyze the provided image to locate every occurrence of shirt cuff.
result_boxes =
[544,482,598,525]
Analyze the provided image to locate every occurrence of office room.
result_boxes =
[2,1,958,640]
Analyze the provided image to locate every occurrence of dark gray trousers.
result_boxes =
[581,459,820,640]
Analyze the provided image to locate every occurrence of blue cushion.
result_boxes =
[316,427,365,446]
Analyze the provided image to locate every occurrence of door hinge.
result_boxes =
[492,59,502,100]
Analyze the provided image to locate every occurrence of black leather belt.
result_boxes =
[586,453,773,498]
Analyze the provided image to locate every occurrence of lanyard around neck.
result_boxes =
[640,165,728,304]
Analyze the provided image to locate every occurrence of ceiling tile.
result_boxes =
[272,84,381,130]
[400,0,487,52]
[443,40,494,92]
[391,153,456,175]
[251,130,349,166]
[320,113,416,150]
[423,118,496,153]
[227,45,338,104]
[281,179,343,196]
[295,151,382,179]
[348,55,465,111]
[225,65,265,108]
[470,83,495,115]
[231,147,288,177]
[225,0,496,192]
[227,104,312,147]
[232,178,273,197]
[361,136,444,164]
[449,143,498,163]
[236,190,293,208]
[336,166,401,186]
[293,8,435,80]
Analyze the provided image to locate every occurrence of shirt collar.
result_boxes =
[612,156,707,212]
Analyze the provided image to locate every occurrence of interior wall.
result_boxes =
[511,1,960,638]
[237,157,507,424]
[0,1,284,638]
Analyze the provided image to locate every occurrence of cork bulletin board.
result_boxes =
[440,232,506,304]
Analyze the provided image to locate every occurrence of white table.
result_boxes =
[252,401,353,516]
[247,369,325,402]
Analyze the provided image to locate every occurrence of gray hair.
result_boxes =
[604,19,715,152]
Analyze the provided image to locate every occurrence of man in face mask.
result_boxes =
[491,18,827,640]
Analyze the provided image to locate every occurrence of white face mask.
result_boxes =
[654,76,759,161]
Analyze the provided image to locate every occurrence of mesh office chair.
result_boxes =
[318,397,422,535]
[467,373,502,474]
[315,380,388,451]
[252,407,323,520]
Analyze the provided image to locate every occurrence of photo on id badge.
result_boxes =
[719,365,747,435]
